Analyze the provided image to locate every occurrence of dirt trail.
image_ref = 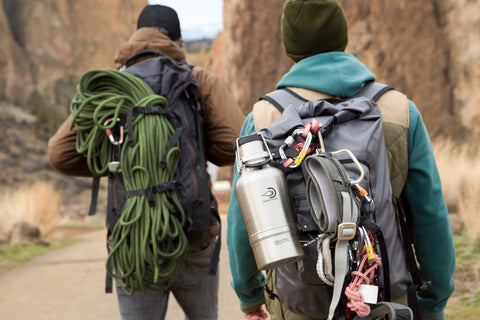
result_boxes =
[0,216,245,320]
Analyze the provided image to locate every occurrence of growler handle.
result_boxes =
[235,133,273,173]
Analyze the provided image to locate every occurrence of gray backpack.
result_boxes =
[258,83,416,320]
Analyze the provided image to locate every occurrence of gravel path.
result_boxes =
[0,216,245,320]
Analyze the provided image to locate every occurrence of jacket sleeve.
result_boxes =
[47,114,91,176]
[227,112,266,312]
[404,101,455,314]
[192,67,245,166]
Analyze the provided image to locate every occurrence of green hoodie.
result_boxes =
[227,52,455,318]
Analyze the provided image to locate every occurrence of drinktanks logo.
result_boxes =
[261,187,278,202]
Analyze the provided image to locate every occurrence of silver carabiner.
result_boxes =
[330,149,365,185]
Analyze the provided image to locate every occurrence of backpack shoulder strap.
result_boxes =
[354,81,394,102]
[261,82,392,114]
[260,88,309,113]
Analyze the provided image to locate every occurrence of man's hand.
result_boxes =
[244,305,268,320]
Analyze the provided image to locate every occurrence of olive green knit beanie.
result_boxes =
[281,0,348,62]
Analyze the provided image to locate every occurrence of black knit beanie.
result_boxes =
[137,5,182,41]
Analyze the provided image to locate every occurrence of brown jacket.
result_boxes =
[48,28,244,175]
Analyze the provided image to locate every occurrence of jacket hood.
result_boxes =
[114,27,185,69]
[276,52,375,97]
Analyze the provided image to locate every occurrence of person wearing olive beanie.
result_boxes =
[281,0,348,62]
[227,1,455,320]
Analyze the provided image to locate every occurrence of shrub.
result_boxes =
[433,138,480,240]
[0,180,62,238]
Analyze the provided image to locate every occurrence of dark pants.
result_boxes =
[116,239,219,320]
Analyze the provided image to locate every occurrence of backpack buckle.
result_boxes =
[337,222,357,240]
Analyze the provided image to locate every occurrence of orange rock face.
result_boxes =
[210,0,479,138]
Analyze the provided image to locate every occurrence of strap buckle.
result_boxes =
[417,281,432,292]
[337,222,357,240]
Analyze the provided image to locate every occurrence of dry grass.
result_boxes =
[433,138,480,240]
[434,138,480,318]
[0,180,62,238]
[185,49,211,68]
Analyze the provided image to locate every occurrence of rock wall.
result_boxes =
[344,0,454,137]
[0,0,146,113]
[207,0,293,115]
[0,0,478,137]
[438,0,480,136]
[210,0,480,138]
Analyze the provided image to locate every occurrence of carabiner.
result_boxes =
[330,149,365,185]
[104,118,124,146]
[281,129,313,168]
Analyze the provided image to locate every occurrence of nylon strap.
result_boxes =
[159,128,183,169]
[353,81,393,102]
[261,81,392,115]
[394,197,429,320]
[126,181,176,207]
[328,192,359,320]
[304,155,359,319]
[260,87,308,113]
[88,176,101,216]
[353,301,413,320]
[126,105,169,146]
[209,208,222,275]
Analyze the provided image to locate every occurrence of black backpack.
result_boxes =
[85,51,220,293]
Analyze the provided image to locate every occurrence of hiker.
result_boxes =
[48,4,244,320]
[226,0,455,320]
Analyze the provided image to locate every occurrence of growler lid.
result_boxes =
[235,133,271,168]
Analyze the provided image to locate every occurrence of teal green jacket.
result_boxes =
[227,52,455,317]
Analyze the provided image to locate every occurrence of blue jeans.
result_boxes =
[116,238,219,320]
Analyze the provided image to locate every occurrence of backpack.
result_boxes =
[255,83,424,320]
[75,51,220,294]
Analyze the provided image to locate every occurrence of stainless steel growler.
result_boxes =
[235,133,304,270]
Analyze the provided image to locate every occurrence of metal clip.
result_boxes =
[330,149,365,185]
[337,222,357,240]
[280,129,313,168]
[104,118,124,146]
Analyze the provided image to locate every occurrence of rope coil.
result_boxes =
[345,254,381,317]
[70,69,188,295]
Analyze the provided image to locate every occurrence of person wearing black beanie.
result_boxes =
[137,5,182,41]
[113,6,243,320]
[49,3,244,320]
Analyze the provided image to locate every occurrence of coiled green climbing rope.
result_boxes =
[70,69,188,295]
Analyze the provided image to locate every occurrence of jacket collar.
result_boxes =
[114,28,186,69]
